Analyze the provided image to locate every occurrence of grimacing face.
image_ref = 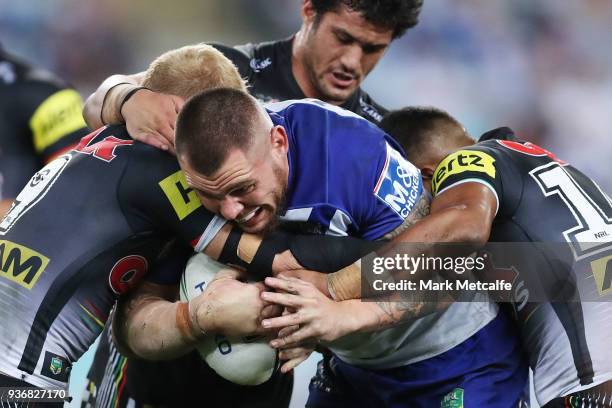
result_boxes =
[180,126,290,234]
[300,2,393,104]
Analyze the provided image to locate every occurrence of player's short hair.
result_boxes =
[380,107,471,163]
[311,0,423,39]
[175,88,261,176]
[142,43,247,99]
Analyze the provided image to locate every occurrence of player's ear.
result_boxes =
[420,166,435,180]
[301,0,316,25]
[270,125,289,153]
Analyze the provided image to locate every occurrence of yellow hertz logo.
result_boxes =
[159,171,202,220]
[591,255,612,296]
[0,240,49,289]
[29,89,86,153]
[432,150,496,195]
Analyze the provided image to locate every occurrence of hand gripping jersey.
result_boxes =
[212,38,387,124]
[0,48,89,200]
[432,135,612,405]
[0,125,224,388]
[267,100,498,369]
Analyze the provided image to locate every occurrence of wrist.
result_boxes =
[328,261,362,300]
[176,301,206,342]
[101,83,147,125]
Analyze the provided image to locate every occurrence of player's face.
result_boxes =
[182,126,290,234]
[299,3,393,104]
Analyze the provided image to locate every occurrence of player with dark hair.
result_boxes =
[262,106,612,407]
[170,88,528,408]
[0,45,89,217]
[80,0,423,149]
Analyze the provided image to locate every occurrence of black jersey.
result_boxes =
[432,134,612,405]
[0,48,89,200]
[0,125,223,388]
[212,38,387,124]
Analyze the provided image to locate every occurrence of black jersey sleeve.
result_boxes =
[431,142,522,216]
[117,138,224,251]
[145,242,193,285]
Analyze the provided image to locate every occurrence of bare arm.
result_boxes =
[83,72,182,151]
[328,182,497,301]
[114,269,271,360]
[82,73,145,129]
[260,183,498,349]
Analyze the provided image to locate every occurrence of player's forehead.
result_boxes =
[321,4,393,46]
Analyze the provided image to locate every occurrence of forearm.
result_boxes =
[83,73,144,128]
[116,298,202,360]
[329,204,492,301]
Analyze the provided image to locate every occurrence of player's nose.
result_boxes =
[219,196,244,220]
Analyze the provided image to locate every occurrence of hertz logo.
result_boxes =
[0,240,49,289]
[432,150,496,195]
[159,170,202,220]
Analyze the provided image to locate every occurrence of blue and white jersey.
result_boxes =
[267,99,423,239]
[266,100,499,370]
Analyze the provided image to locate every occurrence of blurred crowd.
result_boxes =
[1,0,610,189]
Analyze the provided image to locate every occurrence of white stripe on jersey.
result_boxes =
[326,209,352,236]
[280,207,313,222]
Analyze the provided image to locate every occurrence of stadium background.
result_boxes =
[1,0,611,406]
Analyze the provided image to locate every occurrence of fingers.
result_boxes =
[278,324,299,338]
[278,346,313,373]
[269,326,313,349]
[261,310,303,329]
[264,276,310,294]
[261,304,283,320]
[261,291,304,309]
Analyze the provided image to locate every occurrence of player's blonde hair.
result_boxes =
[142,43,247,98]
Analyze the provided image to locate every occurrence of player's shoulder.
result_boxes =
[344,88,388,125]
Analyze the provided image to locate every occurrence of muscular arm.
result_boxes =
[82,72,144,129]
[329,182,497,300]
[262,183,498,348]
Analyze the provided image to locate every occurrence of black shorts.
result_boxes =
[543,381,612,407]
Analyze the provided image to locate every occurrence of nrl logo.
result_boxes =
[50,356,63,375]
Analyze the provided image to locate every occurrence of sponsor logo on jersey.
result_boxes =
[441,388,464,408]
[108,255,148,295]
[75,129,133,162]
[497,140,565,164]
[591,255,612,296]
[0,154,72,235]
[0,240,49,289]
[41,351,70,382]
[29,89,86,154]
[432,150,496,195]
[159,170,202,220]
[374,142,423,219]
[249,57,272,72]
[358,96,383,123]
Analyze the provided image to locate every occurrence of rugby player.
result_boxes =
[169,88,528,407]
[81,0,423,147]
[0,45,89,217]
[0,44,312,407]
[263,107,612,407]
[82,1,423,405]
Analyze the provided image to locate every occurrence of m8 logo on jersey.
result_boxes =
[0,240,49,289]
[374,142,423,218]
